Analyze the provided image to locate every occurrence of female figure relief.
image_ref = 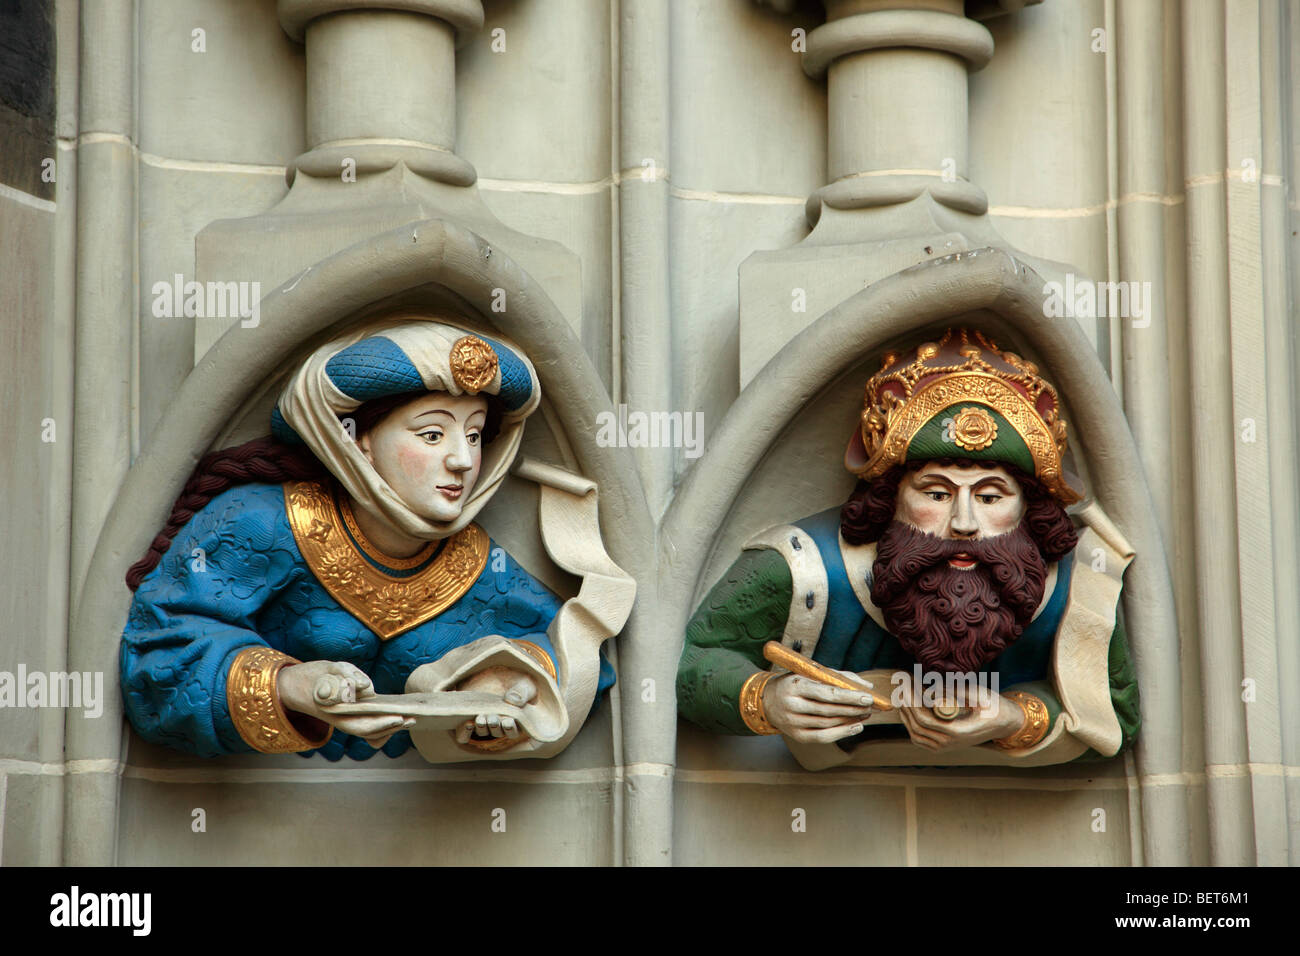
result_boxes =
[121,319,616,761]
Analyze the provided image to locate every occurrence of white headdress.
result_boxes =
[273,317,541,539]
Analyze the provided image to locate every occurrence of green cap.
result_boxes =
[906,403,1035,475]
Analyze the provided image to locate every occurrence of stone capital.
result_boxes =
[803,5,994,79]
[278,0,484,45]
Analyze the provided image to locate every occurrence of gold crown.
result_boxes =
[853,329,1078,504]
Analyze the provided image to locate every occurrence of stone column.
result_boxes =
[278,0,479,186]
[65,0,138,867]
[805,0,992,222]
[738,0,1053,385]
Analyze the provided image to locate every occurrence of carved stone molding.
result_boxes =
[277,0,484,43]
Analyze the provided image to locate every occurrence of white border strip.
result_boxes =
[904,784,918,866]
[0,772,7,865]
[0,180,56,213]
[670,186,804,205]
[480,176,613,195]
[622,761,673,779]
[119,765,619,785]
[141,153,285,176]
[479,173,806,205]
[43,138,1294,211]
[1205,762,1293,778]
[674,768,1136,790]
[3,756,1288,787]
[990,192,1186,219]
[73,132,286,177]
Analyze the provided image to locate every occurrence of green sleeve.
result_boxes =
[676,548,794,735]
[1070,609,1141,762]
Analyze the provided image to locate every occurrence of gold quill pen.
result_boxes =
[761,641,894,712]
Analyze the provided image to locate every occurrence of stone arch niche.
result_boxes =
[66,220,652,865]
[660,248,1187,865]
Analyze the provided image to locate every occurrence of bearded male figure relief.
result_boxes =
[676,329,1140,769]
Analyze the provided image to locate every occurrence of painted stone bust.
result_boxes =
[120,319,616,761]
[677,328,1139,769]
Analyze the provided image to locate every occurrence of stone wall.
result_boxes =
[0,0,1296,865]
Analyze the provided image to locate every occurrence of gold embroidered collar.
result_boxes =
[283,480,490,640]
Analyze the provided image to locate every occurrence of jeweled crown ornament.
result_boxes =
[845,328,1082,504]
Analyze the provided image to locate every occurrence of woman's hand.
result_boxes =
[761,672,875,743]
[277,660,416,751]
[453,666,538,744]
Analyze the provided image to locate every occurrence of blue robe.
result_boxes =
[121,482,615,761]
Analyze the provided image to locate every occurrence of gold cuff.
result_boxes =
[739,671,781,735]
[992,691,1050,752]
[227,646,333,754]
[510,639,558,682]
[458,733,526,753]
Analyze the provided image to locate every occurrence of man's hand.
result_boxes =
[277,660,416,751]
[454,666,538,744]
[898,689,1024,752]
[762,672,875,743]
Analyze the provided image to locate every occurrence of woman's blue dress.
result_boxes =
[120,482,615,761]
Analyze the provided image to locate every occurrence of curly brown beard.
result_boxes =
[869,520,1049,673]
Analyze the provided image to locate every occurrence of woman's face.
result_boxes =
[357,392,489,522]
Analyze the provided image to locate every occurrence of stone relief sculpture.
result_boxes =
[120,316,632,762]
[677,328,1140,769]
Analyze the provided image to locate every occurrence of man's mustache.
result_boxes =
[881,523,1019,561]
[870,519,1050,648]
[871,521,1032,593]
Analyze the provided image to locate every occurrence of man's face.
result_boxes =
[870,461,1047,673]
[895,463,1026,559]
